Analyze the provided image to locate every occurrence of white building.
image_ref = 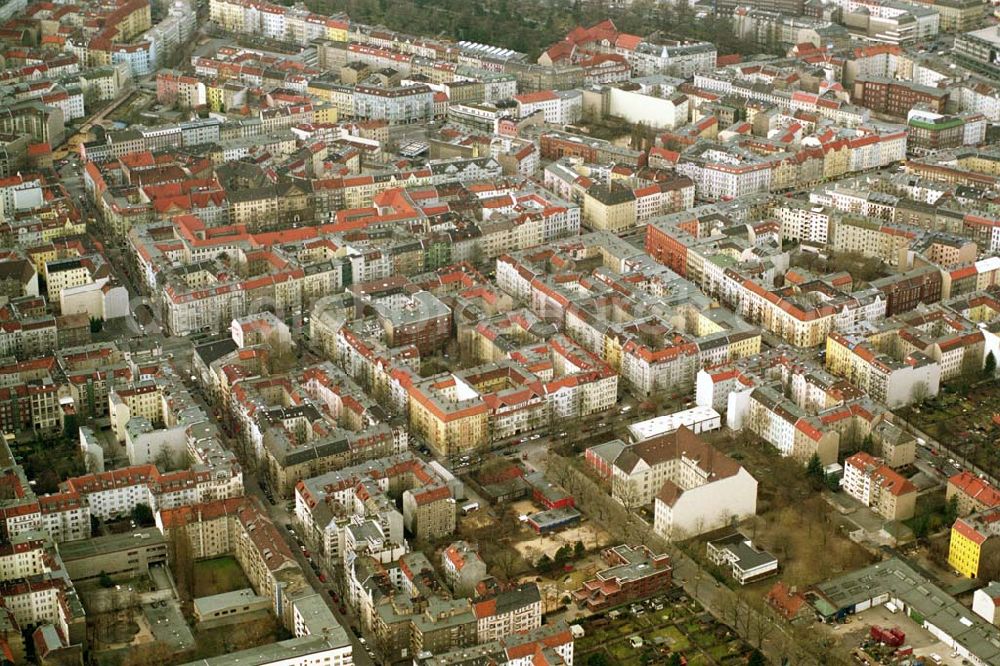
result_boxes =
[626,407,722,443]
[586,428,758,539]
[973,582,1000,625]
[605,85,688,130]
[513,89,582,125]
[706,533,778,585]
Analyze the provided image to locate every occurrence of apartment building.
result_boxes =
[744,386,840,465]
[160,497,354,663]
[676,143,774,201]
[586,427,758,539]
[948,471,1000,517]
[372,291,452,354]
[948,509,1000,579]
[441,541,490,597]
[353,84,434,124]
[472,584,543,644]
[513,89,582,125]
[582,182,636,233]
[294,453,457,563]
[871,266,943,317]
[841,452,917,521]
[825,331,941,408]
[853,78,949,117]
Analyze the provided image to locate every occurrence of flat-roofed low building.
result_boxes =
[193,588,271,624]
[626,406,722,443]
[526,507,581,534]
[177,634,353,666]
[58,528,167,580]
[811,557,1000,665]
[706,533,778,585]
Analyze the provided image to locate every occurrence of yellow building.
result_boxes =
[206,83,225,113]
[325,18,349,42]
[956,151,1000,177]
[823,143,850,180]
[312,103,338,124]
[948,513,1000,578]
[45,258,92,303]
[108,382,164,443]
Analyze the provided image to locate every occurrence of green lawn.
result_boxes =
[193,556,250,597]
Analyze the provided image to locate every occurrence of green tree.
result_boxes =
[985,351,997,377]
[99,571,114,588]
[574,540,585,557]
[806,453,825,490]
[748,649,766,666]
[131,503,154,527]
[536,554,552,572]
[62,413,79,441]
[944,495,960,527]
[90,317,103,333]
[587,654,611,666]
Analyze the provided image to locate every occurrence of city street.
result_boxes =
[242,475,377,666]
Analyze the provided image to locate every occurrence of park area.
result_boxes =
[897,382,1000,476]
[695,429,876,591]
[575,587,752,666]
[192,556,250,596]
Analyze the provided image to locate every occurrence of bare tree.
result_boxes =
[744,593,778,650]
[719,592,752,638]
[268,331,297,373]
[491,549,520,582]
[154,448,176,472]
[170,526,195,602]
[612,476,643,513]
[979,546,1000,581]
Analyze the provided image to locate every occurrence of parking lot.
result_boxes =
[819,604,964,666]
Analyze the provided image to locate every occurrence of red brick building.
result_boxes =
[539,132,598,162]
[645,222,690,278]
[872,266,942,317]
[573,544,672,611]
[852,78,949,118]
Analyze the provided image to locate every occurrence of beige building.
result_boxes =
[583,182,636,233]
[841,452,917,521]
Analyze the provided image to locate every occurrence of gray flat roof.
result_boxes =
[179,635,346,666]
[814,557,1000,664]
[193,588,268,616]
[58,528,165,560]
